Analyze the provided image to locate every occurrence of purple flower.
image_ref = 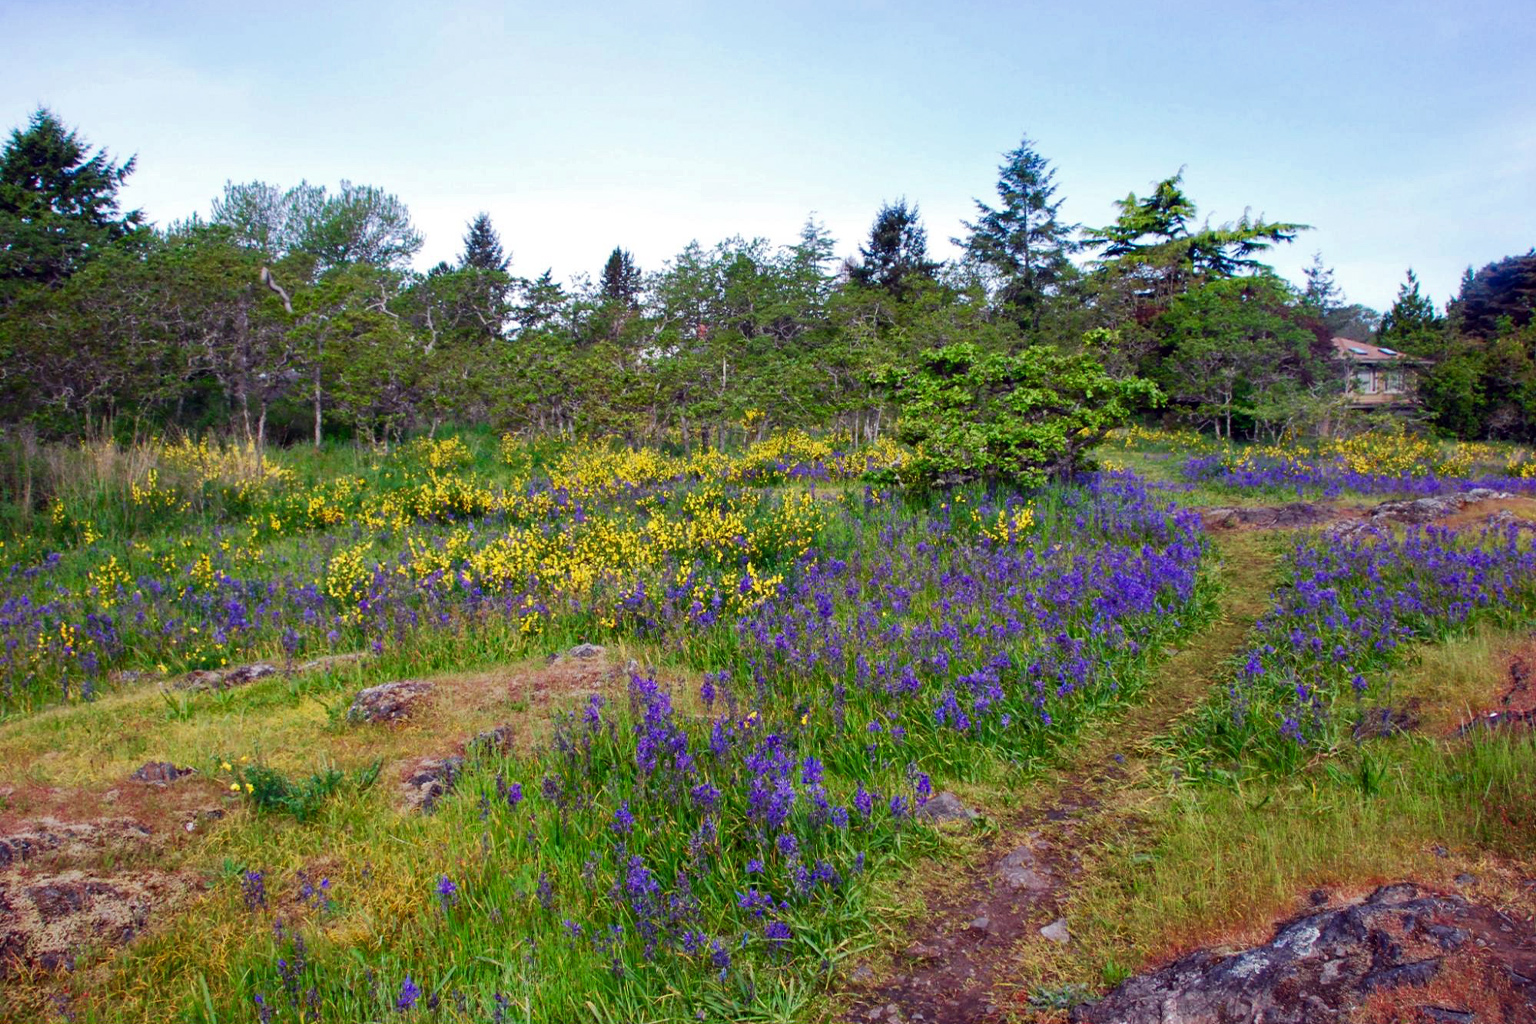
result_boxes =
[396,975,421,1011]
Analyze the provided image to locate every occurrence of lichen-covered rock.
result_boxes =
[346,680,433,724]
[0,819,154,869]
[1071,883,1536,1023]
[0,869,193,975]
[466,724,515,755]
[400,756,464,813]
[175,661,278,691]
[1202,504,1334,530]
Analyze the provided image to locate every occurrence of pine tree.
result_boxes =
[460,212,508,273]
[600,247,642,307]
[1378,269,1442,355]
[517,269,568,332]
[958,135,1076,326]
[0,107,142,302]
[851,199,938,297]
[1084,172,1304,301]
[1301,252,1341,314]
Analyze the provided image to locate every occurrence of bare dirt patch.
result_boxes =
[1201,503,1344,531]
[844,787,1099,1024]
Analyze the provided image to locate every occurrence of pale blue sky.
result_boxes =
[3,0,1532,310]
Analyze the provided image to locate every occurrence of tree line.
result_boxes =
[2,106,1532,449]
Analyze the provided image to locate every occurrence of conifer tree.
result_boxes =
[460,212,508,273]
[600,247,642,307]
[0,107,142,302]
[851,199,937,297]
[958,135,1076,326]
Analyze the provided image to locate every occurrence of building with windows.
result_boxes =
[1332,337,1421,409]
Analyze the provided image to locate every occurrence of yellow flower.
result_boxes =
[230,783,241,792]
[245,783,254,793]
[220,761,233,771]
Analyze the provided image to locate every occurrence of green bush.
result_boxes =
[875,341,1160,488]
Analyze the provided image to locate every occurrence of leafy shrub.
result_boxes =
[875,342,1160,489]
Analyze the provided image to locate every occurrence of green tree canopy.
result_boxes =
[958,134,1077,327]
[460,212,508,273]
[851,199,938,298]
[875,341,1160,488]
[0,107,143,303]
[1378,269,1443,356]
[1085,171,1305,302]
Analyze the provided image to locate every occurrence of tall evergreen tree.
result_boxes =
[1448,251,1536,338]
[1378,269,1443,355]
[851,199,938,297]
[0,107,142,303]
[958,135,1076,327]
[1084,172,1304,301]
[600,247,642,307]
[460,212,508,273]
[1300,251,1341,314]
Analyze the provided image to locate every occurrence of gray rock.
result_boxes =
[1040,918,1071,944]
[129,761,193,785]
[968,915,991,934]
[174,661,277,691]
[849,963,876,985]
[1203,504,1333,531]
[564,642,605,660]
[466,724,515,756]
[1069,884,1509,1024]
[1453,872,1476,887]
[401,755,464,813]
[913,791,976,825]
[346,680,433,724]
[996,838,1052,892]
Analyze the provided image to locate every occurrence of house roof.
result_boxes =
[1331,337,1415,363]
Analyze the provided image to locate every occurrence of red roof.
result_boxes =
[1331,337,1409,362]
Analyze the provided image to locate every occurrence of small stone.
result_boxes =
[913,791,976,825]
[904,942,939,960]
[466,724,516,756]
[968,915,991,934]
[565,642,605,660]
[1309,889,1329,906]
[1453,873,1476,887]
[849,963,875,985]
[130,761,195,785]
[1040,918,1071,944]
[997,840,1052,892]
[401,755,464,813]
[1432,845,1450,858]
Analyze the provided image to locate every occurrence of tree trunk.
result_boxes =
[313,364,323,449]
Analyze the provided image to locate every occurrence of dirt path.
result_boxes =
[841,532,1282,1024]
